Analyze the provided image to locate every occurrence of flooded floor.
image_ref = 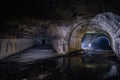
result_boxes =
[0,50,120,80]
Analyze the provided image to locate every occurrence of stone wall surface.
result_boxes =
[90,12,120,56]
[64,12,120,56]
[0,39,34,59]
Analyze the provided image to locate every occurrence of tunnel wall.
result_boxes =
[0,39,34,59]
[66,12,120,57]
[90,12,120,57]
[52,39,68,54]
[65,19,88,52]
[49,25,68,54]
[52,39,64,54]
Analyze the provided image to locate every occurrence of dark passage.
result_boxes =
[82,33,112,50]
[42,39,46,45]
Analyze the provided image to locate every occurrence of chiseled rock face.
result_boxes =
[55,0,103,20]
[90,12,120,34]
[89,12,120,56]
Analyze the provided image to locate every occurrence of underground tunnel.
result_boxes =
[82,33,111,50]
[0,0,120,80]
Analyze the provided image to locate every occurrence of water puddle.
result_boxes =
[0,51,119,80]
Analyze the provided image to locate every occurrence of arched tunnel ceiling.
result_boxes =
[0,0,120,38]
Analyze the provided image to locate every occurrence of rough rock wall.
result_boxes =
[49,23,69,54]
[90,12,120,57]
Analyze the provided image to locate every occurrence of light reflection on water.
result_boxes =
[104,65,117,78]
[0,51,119,80]
[69,54,118,80]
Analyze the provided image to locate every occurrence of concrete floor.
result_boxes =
[1,45,58,62]
[0,48,119,80]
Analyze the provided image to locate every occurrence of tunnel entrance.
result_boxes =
[42,38,47,45]
[35,34,52,46]
[82,33,112,50]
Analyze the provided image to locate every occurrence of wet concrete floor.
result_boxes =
[0,47,120,80]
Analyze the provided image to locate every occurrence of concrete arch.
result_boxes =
[90,12,120,57]
[66,12,120,57]
[67,21,88,51]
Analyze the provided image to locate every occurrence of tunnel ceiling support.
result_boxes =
[66,12,120,58]
[89,12,120,57]
[65,17,89,52]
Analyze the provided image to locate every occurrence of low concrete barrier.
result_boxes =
[0,39,35,59]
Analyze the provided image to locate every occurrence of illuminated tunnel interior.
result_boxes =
[0,0,120,80]
[82,33,112,50]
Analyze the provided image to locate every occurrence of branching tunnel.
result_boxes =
[82,33,111,50]
[0,0,120,80]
